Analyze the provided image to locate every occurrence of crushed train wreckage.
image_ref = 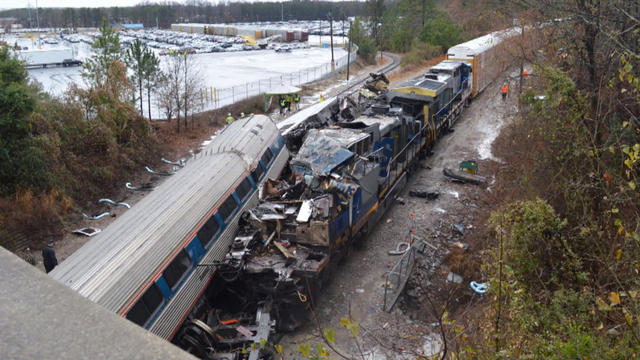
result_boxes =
[173,61,473,359]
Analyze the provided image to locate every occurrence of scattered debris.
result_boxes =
[161,157,185,167]
[447,272,463,284]
[409,189,439,200]
[388,242,410,255]
[296,200,313,223]
[355,288,365,294]
[470,281,488,294]
[82,212,111,220]
[145,166,175,176]
[443,168,487,185]
[273,241,295,258]
[364,72,390,93]
[415,237,439,253]
[447,190,460,199]
[396,196,406,205]
[452,241,469,251]
[72,227,101,237]
[126,182,154,191]
[453,223,465,235]
[458,160,478,174]
[98,198,131,209]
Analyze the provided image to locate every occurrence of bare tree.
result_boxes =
[159,50,202,132]
[162,51,184,132]
[179,50,203,130]
[156,71,176,124]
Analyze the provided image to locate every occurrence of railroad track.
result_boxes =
[326,52,403,99]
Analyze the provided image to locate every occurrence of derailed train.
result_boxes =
[50,28,516,360]
[171,59,475,359]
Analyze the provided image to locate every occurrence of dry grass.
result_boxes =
[0,189,72,249]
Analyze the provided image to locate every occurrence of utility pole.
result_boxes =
[281,2,284,22]
[35,0,40,47]
[328,12,334,72]
[378,23,383,62]
[27,2,32,29]
[35,0,40,30]
[346,19,352,81]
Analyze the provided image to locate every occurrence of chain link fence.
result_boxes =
[196,45,357,110]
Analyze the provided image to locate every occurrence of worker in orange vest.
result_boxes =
[501,82,509,100]
[522,69,528,78]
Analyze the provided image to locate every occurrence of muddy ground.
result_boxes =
[277,75,520,359]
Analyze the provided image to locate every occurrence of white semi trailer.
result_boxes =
[19,48,82,68]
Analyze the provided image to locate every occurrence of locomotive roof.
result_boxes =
[50,115,278,313]
[429,60,465,72]
[352,114,399,136]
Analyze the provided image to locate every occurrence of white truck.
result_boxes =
[19,48,82,68]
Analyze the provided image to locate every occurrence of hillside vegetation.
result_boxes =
[441,1,640,358]
[0,34,159,250]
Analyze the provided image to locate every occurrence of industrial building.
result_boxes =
[171,23,309,42]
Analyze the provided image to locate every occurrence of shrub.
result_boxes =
[401,40,442,66]
[357,37,378,65]
[488,198,585,294]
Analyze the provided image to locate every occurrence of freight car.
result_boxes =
[50,115,289,342]
[447,27,522,97]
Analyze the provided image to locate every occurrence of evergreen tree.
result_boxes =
[0,47,48,196]
[142,49,161,120]
[83,18,122,87]
[124,38,146,116]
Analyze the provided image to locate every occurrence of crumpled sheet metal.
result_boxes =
[291,129,355,177]
[98,198,131,209]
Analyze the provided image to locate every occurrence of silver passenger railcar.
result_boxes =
[51,115,289,340]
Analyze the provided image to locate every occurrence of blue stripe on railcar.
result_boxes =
[134,136,286,331]
[156,277,172,299]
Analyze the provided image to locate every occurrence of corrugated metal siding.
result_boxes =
[50,115,280,313]
[149,143,290,339]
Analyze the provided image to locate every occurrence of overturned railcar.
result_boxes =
[50,115,289,343]
[172,59,473,359]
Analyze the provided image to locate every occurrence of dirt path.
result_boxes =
[278,75,519,359]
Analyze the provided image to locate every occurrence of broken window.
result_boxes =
[125,283,163,326]
[235,177,253,201]
[163,249,192,290]
[261,148,274,167]
[218,196,238,223]
[251,164,264,183]
[197,216,220,249]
